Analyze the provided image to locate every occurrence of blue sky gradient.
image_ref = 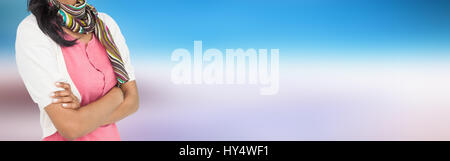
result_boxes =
[1,0,450,60]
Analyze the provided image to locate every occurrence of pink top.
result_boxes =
[43,35,120,141]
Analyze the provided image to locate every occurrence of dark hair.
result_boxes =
[28,0,76,47]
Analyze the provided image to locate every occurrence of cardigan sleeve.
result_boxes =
[15,16,65,111]
[98,13,136,81]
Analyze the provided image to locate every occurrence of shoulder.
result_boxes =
[16,14,57,58]
[97,12,114,22]
[98,12,120,29]
[17,14,40,35]
[16,14,54,45]
[18,14,37,26]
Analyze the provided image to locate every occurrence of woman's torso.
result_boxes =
[43,34,120,141]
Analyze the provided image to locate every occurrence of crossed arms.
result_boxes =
[44,81,139,140]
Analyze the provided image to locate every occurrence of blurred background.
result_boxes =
[1,0,450,140]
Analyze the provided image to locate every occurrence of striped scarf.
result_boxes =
[49,0,129,87]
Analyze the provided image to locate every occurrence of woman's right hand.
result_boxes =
[50,82,81,109]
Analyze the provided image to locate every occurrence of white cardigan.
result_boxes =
[15,13,136,138]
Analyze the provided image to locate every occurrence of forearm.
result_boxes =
[103,81,139,125]
[45,87,123,140]
[77,87,124,130]
[103,92,139,125]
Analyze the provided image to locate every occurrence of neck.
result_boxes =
[57,0,77,5]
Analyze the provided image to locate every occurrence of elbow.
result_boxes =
[60,132,79,141]
[129,94,140,115]
[133,95,140,114]
[135,103,140,113]
[57,122,85,141]
[130,103,140,115]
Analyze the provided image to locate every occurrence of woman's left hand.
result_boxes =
[50,82,81,109]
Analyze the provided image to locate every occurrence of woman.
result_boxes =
[15,0,139,141]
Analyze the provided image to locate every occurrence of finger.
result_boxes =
[52,96,74,104]
[55,82,71,91]
[61,103,79,109]
[72,95,80,103]
[50,90,71,98]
